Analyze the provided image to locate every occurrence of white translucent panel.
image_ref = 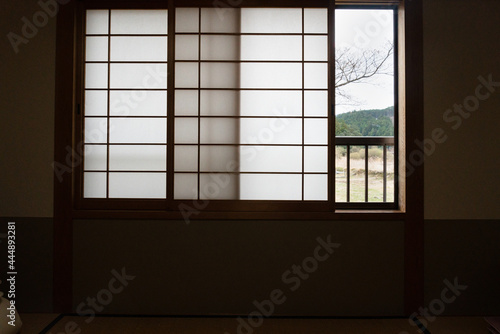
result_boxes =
[240,36,302,61]
[200,90,238,116]
[84,145,107,171]
[175,145,198,172]
[304,91,328,117]
[111,37,167,61]
[304,36,328,61]
[304,146,328,172]
[175,35,199,61]
[110,91,167,117]
[240,118,302,145]
[111,10,167,35]
[110,64,167,89]
[175,118,198,144]
[240,146,302,173]
[109,118,166,143]
[201,35,239,61]
[109,145,166,171]
[240,63,302,89]
[200,174,238,200]
[85,91,108,116]
[84,118,108,144]
[304,174,328,201]
[240,91,302,117]
[109,173,166,198]
[240,174,302,200]
[84,172,107,198]
[200,146,238,172]
[175,90,198,116]
[241,8,302,33]
[200,118,238,144]
[304,8,328,34]
[85,64,108,89]
[86,10,109,35]
[86,37,108,61]
[201,63,239,89]
[201,8,240,33]
[175,62,199,88]
[304,119,328,145]
[304,63,328,89]
[176,8,199,32]
[174,173,198,200]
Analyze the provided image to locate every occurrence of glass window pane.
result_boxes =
[84,118,107,144]
[110,64,167,89]
[304,119,328,145]
[175,118,199,144]
[200,90,238,116]
[304,8,328,34]
[109,145,166,171]
[109,118,167,143]
[175,62,199,88]
[240,146,302,172]
[240,91,302,117]
[304,36,328,61]
[240,36,302,61]
[175,90,198,116]
[110,91,166,117]
[174,173,198,200]
[86,10,109,35]
[304,174,328,200]
[200,174,238,200]
[240,118,302,145]
[201,63,239,89]
[240,174,302,200]
[176,8,199,33]
[175,35,199,61]
[175,145,198,172]
[200,146,238,172]
[85,91,108,116]
[304,63,328,89]
[304,91,328,117]
[84,172,107,198]
[304,146,328,172]
[111,10,168,35]
[86,36,108,61]
[367,145,384,202]
[335,145,348,202]
[241,8,302,33]
[109,173,166,198]
[200,118,238,144]
[111,37,167,61]
[201,35,240,61]
[84,145,107,171]
[201,8,240,33]
[241,63,302,89]
[85,64,108,89]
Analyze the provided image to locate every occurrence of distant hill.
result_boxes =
[336,106,394,136]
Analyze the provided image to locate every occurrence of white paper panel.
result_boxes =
[200,118,238,144]
[201,8,240,33]
[111,10,168,35]
[85,64,108,89]
[84,145,107,171]
[304,119,328,145]
[175,90,198,116]
[174,173,198,200]
[240,146,302,172]
[240,174,302,200]
[84,172,107,198]
[200,174,238,200]
[200,90,239,116]
[241,8,302,33]
[304,36,328,61]
[304,8,328,34]
[240,63,302,89]
[240,36,302,61]
[304,91,328,117]
[304,174,328,200]
[304,146,328,172]
[201,63,239,89]
[176,35,199,61]
[176,8,199,33]
[175,145,198,172]
[201,35,240,61]
[85,91,108,116]
[86,10,109,35]
[109,145,166,171]
[110,91,167,117]
[200,146,238,172]
[304,63,328,89]
[240,118,302,145]
[109,173,166,198]
[175,62,199,88]
[84,118,108,144]
[111,37,167,61]
[86,37,108,61]
[240,91,302,117]
[175,118,199,144]
[110,64,168,89]
[109,118,166,143]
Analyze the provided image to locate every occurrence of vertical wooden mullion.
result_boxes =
[197,8,202,200]
[301,8,305,201]
[106,9,111,199]
[167,2,175,203]
[328,2,336,208]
